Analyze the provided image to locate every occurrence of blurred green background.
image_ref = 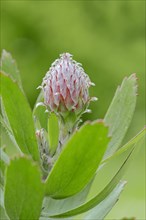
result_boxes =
[1,0,145,219]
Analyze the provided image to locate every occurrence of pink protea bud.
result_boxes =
[41,53,96,119]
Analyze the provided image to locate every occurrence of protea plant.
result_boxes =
[41,53,96,115]
[0,50,145,220]
[38,53,97,144]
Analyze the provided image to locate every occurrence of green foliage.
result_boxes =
[42,181,126,219]
[4,157,45,220]
[0,50,22,90]
[121,218,136,220]
[0,148,9,185]
[33,91,48,131]
[43,147,132,218]
[45,122,109,199]
[0,147,10,167]
[42,125,146,219]
[83,181,126,220]
[104,74,137,158]
[42,180,92,216]
[0,50,145,220]
[0,186,9,220]
[102,127,145,165]
[0,73,40,162]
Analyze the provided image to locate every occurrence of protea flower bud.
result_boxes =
[41,53,96,122]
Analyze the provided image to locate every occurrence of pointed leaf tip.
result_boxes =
[0,49,22,90]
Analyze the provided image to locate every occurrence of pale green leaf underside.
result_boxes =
[84,181,126,220]
[0,148,10,186]
[45,122,109,199]
[0,73,40,162]
[0,147,9,186]
[4,157,45,220]
[0,185,9,220]
[104,74,137,158]
[0,148,10,166]
[41,180,93,216]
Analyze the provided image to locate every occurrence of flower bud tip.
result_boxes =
[40,53,96,123]
[91,97,98,102]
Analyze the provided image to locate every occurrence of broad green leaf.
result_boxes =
[104,74,137,158]
[45,149,132,218]
[0,50,22,90]
[5,157,45,220]
[0,73,40,162]
[41,180,93,216]
[48,113,59,155]
[84,181,126,220]
[45,122,109,199]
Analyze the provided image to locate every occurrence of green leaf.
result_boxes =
[33,91,48,131]
[0,148,10,186]
[46,126,145,218]
[0,73,40,162]
[120,218,136,220]
[0,148,10,166]
[40,217,71,220]
[45,122,109,199]
[34,105,48,131]
[4,157,45,220]
[45,149,132,218]
[102,127,146,165]
[104,74,137,157]
[0,114,20,152]
[0,97,12,133]
[0,185,9,220]
[84,181,126,220]
[48,113,59,155]
[41,180,93,216]
[0,113,12,139]
[0,205,9,220]
[0,98,20,153]
[0,50,22,90]
[0,184,4,208]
